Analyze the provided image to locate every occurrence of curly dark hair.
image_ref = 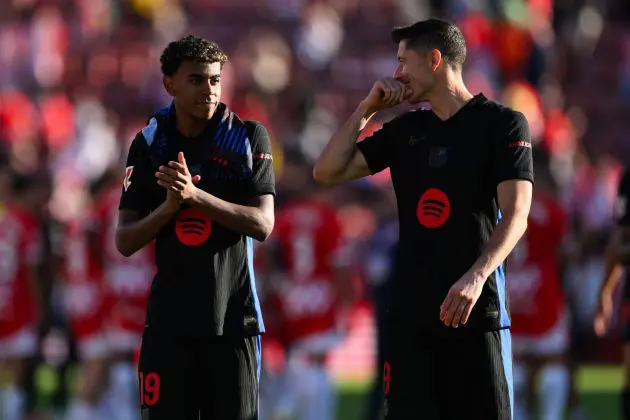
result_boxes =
[160,35,228,76]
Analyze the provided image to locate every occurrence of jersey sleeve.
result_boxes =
[616,171,630,226]
[245,121,276,197]
[118,133,157,216]
[492,110,534,185]
[356,119,397,174]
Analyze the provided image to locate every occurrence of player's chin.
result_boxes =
[193,102,216,119]
[405,90,426,104]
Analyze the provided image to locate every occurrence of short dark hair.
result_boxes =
[391,19,467,67]
[160,35,228,76]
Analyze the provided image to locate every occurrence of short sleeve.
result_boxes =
[616,171,630,226]
[118,134,158,216]
[493,110,534,185]
[356,121,396,174]
[245,121,276,197]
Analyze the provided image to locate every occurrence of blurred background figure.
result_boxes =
[0,165,44,420]
[88,167,154,420]
[595,165,630,420]
[60,189,110,420]
[507,148,575,420]
[258,150,356,420]
[360,189,397,420]
[0,0,629,419]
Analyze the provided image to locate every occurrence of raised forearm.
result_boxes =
[186,189,273,242]
[471,214,529,280]
[599,240,623,297]
[116,204,177,257]
[313,102,375,185]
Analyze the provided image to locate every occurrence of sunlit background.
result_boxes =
[1,0,630,418]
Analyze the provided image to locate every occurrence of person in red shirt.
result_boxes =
[92,171,155,420]
[62,200,110,420]
[507,155,570,420]
[595,165,630,420]
[64,168,155,420]
[0,168,43,420]
[260,153,354,420]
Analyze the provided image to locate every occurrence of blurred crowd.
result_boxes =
[1,0,630,418]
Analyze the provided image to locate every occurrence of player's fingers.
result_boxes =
[594,317,604,336]
[444,298,460,326]
[460,301,474,325]
[192,175,201,184]
[156,170,186,185]
[168,161,186,173]
[156,179,170,189]
[171,180,186,191]
[157,166,179,178]
[395,84,406,104]
[180,152,191,175]
[452,300,470,328]
[381,85,393,104]
[381,79,398,103]
[389,80,403,103]
[155,172,172,182]
[450,302,464,328]
[440,294,453,320]
[388,80,404,105]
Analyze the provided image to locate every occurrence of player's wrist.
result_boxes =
[183,185,200,206]
[159,199,180,216]
[357,101,379,118]
[468,269,488,285]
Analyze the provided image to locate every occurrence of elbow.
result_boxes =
[312,164,337,187]
[512,212,528,239]
[115,233,135,258]
[519,219,528,239]
[253,215,275,242]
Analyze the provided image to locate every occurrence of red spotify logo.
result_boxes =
[416,188,451,228]
[175,208,212,246]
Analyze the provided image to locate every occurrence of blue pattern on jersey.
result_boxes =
[495,209,510,328]
[140,102,255,181]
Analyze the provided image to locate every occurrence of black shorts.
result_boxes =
[383,324,513,420]
[137,326,261,420]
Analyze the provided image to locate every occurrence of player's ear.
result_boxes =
[163,75,175,97]
[430,49,442,73]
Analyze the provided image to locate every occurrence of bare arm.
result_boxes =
[440,180,532,327]
[313,78,409,185]
[470,180,532,279]
[115,202,178,257]
[593,228,628,335]
[185,192,274,242]
[599,230,626,297]
[312,103,375,185]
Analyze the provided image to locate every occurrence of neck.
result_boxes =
[427,71,474,121]
[174,103,211,137]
